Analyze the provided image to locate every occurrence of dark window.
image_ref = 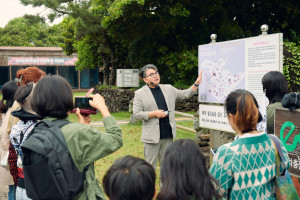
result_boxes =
[38,66,56,75]
[80,68,98,89]
[11,66,23,80]
[0,66,9,89]
[11,66,56,80]
[58,66,78,89]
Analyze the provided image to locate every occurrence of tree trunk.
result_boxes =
[104,33,118,86]
[109,66,115,85]
[100,53,110,85]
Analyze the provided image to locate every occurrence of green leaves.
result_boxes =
[5,0,299,87]
[283,41,300,91]
[0,16,63,47]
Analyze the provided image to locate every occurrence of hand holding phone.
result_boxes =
[76,108,91,125]
[89,94,110,117]
[71,97,97,115]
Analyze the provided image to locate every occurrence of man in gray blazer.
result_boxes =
[133,64,202,170]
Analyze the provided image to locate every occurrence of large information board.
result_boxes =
[116,69,139,87]
[199,33,283,131]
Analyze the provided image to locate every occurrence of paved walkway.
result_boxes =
[0,185,8,200]
[90,117,193,127]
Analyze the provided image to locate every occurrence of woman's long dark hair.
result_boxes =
[157,139,221,200]
[0,81,18,113]
[262,71,289,104]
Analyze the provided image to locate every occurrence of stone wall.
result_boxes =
[193,113,235,167]
[96,87,199,113]
[96,88,135,113]
[96,87,235,165]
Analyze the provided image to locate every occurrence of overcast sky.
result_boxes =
[0,0,63,28]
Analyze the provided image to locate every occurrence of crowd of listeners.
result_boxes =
[0,66,295,200]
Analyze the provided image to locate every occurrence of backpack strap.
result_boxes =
[269,134,285,163]
[50,119,90,200]
[40,119,70,152]
[269,134,287,176]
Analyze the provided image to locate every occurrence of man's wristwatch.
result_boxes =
[194,82,199,87]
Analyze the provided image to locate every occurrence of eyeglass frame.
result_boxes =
[145,71,159,78]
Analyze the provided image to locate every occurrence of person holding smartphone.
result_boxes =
[133,64,202,170]
[30,75,123,200]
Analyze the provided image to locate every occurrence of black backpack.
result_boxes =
[281,92,300,111]
[22,119,88,200]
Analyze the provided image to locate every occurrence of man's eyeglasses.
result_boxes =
[145,71,159,78]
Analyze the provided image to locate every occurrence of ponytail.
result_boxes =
[0,98,8,113]
[225,89,261,133]
[235,93,259,132]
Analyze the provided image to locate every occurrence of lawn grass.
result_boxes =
[68,111,131,122]
[2,90,196,196]
[77,113,196,197]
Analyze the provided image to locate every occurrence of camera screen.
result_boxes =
[74,97,93,109]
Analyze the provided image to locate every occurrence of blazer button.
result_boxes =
[157,123,159,125]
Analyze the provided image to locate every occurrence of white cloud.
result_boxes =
[0,0,63,27]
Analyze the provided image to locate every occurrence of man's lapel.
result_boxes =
[143,85,158,109]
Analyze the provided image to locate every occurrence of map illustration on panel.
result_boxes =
[198,40,245,103]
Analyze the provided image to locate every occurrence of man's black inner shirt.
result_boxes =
[149,86,173,139]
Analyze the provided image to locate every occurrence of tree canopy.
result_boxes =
[0,15,64,47]
[4,0,300,86]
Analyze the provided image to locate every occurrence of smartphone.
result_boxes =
[70,97,97,115]
[75,97,93,109]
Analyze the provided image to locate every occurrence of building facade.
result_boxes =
[0,46,98,89]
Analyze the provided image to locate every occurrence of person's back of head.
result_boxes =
[0,81,18,113]
[14,82,38,116]
[103,155,156,200]
[225,89,262,134]
[31,75,74,119]
[16,66,46,86]
[262,71,289,104]
[157,139,221,200]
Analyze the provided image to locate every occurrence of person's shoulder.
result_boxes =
[11,101,20,111]
[160,84,173,89]
[135,85,147,94]
[268,102,282,108]
[217,142,236,152]
[214,142,237,158]
[63,122,86,130]
[61,122,96,139]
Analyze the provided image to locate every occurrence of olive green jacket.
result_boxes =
[267,102,282,134]
[47,116,123,200]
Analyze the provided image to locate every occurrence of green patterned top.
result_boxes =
[209,133,289,200]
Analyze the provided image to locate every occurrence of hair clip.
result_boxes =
[15,75,23,85]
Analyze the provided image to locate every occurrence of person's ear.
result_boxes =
[228,113,235,123]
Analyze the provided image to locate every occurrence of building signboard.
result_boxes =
[116,69,139,87]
